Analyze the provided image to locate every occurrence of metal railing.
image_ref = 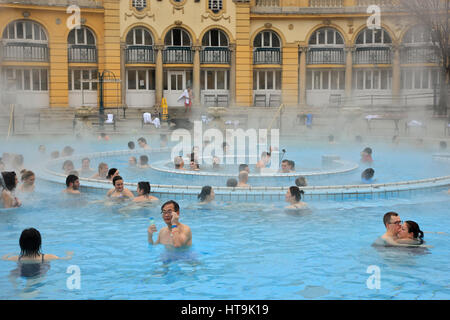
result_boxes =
[255,0,280,6]
[309,0,343,7]
[163,47,193,64]
[2,42,49,62]
[253,48,281,64]
[356,0,399,6]
[307,48,345,64]
[125,46,154,63]
[68,45,97,63]
[401,46,440,64]
[353,47,391,64]
[200,47,231,64]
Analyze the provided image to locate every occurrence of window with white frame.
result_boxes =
[132,0,147,11]
[356,28,392,45]
[403,26,433,45]
[306,70,345,90]
[68,27,96,45]
[2,20,47,42]
[200,70,229,90]
[401,69,440,90]
[127,69,155,90]
[253,70,282,90]
[164,28,191,46]
[202,29,228,47]
[253,31,281,48]
[68,69,98,91]
[353,69,392,90]
[126,27,153,46]
[308,28,344,46]
[3,68,48,91]
[209,0,223,14]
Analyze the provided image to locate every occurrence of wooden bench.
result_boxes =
[365,114,405,133]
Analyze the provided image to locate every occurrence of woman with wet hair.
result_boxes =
[397,221,425,245]
[1,171,21,208]
[2,228,72,277]
[285,186,307,210]
[106,168,119,181]
[133,181,159,203]
[198,186,215,204]
[19,170,35,193]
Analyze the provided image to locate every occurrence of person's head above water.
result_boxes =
[138,137,147,147]
[65,174,80,190]
[19,228,42,258]
[361,147,373,162]
[398,220,424,242]
[238,171,248,183]
[81,158,91,169]
[21,170,35,185]
[98,162,108,177]
[383,211,401,236]
[129,156,137,166]
[38,145,46,154]
[140,155,149,166]
[62,160,74,173]
[281,160,290,173]
[137,181,151,195]
[285,186,304,203]
[112,176,124,191]
[295,176,307,187]
[361,168,375,181]
[239,164,249,173]
[198,186,214,202]
[107,168,119,180]
[161,200,180,225]
[50,151,59,159]
[128,141,135,150]
[288,160,295,171]
[362,147,372,155]
[62,146,74,157]
[1,171,18,191]
[226,178,238,187]
[174,156,184,169]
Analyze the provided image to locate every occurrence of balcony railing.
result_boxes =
[200,47,231,64]
[307,48,345,64]
[356,0,398,7]
[253,48,281,64]
[401,46,440,64]
[255,0,280,6]
[163,47,193,64]
[353,47,391,64]
[68,45,97,63]
[2,42,49,62]
[126,46,154,64]
[309,0,343,7]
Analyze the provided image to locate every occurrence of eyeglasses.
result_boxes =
[389,220,402,225]
[161,210,174,215]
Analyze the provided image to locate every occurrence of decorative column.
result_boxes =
[344,45,355,99]
[281,44,299,106]
[299,46,307,106]
[154,44,164,106]
[392,43,401,98]
[192,45,201,106]
[229,43,236,106]
[120,42,126,107]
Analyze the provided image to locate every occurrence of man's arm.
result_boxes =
[172,225,192,248]
[147,225,160,245]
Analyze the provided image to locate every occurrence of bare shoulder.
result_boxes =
[44,254,59,260]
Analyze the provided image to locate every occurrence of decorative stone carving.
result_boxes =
[288,24,294,30]
[264,23,272,29]
[174,20,183,26]
[201,12,231,23]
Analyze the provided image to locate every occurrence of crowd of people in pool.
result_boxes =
[1,136,448,271]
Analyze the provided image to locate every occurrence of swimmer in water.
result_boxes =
[361,168,375,184]
[63,174,81,195]
[189,160,200,171]
[147,200,192,248]
[396,221,425,245]
[280,160,291,173]
[295,176,308,187]
[78,157,95,178]
[285,186,307,210]
[90,162,109,180]
[106,168,119,181]
[138,137,151,150]
[133,181,158,203]
[256,152,271,170]
[1,171,21,208]
[198,186,215,204]
[61,146,74,157]
[226,178,238,187]
[129,156,137,167]
[106,176,134,200]
[18,170,35,193]
[50,151,59,159]
[379,211,402,246]
[139,155,150,169]
[62,160,75,175]
[360,147,373,163]
[239,164,250,174]
[128,141,135,150]
[174,156,186,170]
[237,171,250,187]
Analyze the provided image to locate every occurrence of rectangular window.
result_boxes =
[259,71,265,90]
[275,70,281,90]
[128,70,136,90]
[267,71,274,90]
[373,70,379,90]
[34,24,41,40]
[40,69,48,91]
[422,70,429,89]
[8,25,14,39]
[16,22,24,39]
[207,70,215,90]
[253,71,257,90]
[24,69,31,90]
[381,70,388,90]
[82,70,90,90]
[73,70,81,90]
[414,70,421,89]
[322,71,329,90]
[330,70,338,90]
[92,70,97,90]
[357,70,364,90]
[306,71,312,90]
[365,70,372,89]
[217,71,225,90]
[138,70,147,90]
[25,22,32,40]
[201,71,205,90]
[148,70,155,90]
[313,71,320,90]
[77,28,84,44]
[339,70,345,90]
[405,70,412,89]
[135,29,142,45]
[68,70,72,90]
[16,70,23,90]
[163,71,168,90]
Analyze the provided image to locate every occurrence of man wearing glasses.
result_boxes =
[381,211,402,245]
[147,200,192,248]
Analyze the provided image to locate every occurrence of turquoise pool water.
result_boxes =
[0,136,449,299]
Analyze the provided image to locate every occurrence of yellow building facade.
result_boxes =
[0,0,442,109]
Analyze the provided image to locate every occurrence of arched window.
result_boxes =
[402,26,439,65]
[309,28,344,46]
[403,25,433,45]
[68,27,96,45]
[253,30,280,48]
[126,27,153,46]
[355,28,392,45]
[202,29,228,47]
[2,20,47,42]
[164,28,191,46]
